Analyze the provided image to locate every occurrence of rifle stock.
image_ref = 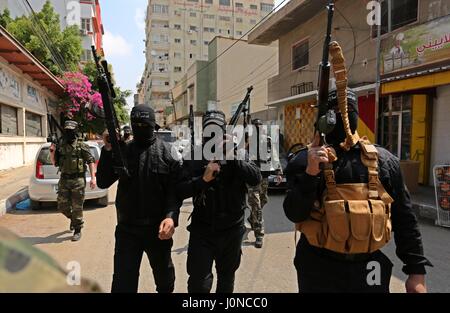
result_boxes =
[91,46,129,178]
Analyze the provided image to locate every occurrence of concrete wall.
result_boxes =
[270,0,376,103]
[429,85,450,185]
[214,37,278,119]
[267,0,450,103]
[0,56,56,171]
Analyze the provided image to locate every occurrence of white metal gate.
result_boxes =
[434,165,450,227]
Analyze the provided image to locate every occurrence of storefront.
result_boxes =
[0,26,63,171]
[378,13,450,186]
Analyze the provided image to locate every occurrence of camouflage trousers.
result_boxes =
[247,178,269,238]
[57,177,86,230]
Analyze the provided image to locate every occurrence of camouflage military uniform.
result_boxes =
[55,138,94,230]
[247,177,269,238]
[0,227,100,292]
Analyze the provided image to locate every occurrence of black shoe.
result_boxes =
[70,221,74,231]
[72,229,81,242]
[255,237,263,249]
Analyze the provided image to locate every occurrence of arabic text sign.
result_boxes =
[381,15,450,75]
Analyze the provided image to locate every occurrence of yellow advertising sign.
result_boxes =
[381,15,450,75]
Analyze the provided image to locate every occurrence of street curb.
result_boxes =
[0,187,29,218]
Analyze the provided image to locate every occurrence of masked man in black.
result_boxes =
[97,105,182,293]
[283,89,432,293]
[177,110,262,293]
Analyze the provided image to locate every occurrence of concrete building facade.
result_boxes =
[169,36,277,134]
[248,0,450,186]
[141,0,275,125]
[0,25,64,171]
[1,0,104,61]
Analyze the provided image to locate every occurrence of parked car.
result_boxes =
[28,141,109,209]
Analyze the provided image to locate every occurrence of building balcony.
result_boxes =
[151,84,171,93]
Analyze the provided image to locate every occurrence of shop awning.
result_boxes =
[0,26,64,97]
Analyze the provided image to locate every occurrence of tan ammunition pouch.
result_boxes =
[296,140,394,254]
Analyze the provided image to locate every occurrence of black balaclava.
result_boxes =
[64,120,78,144]
[131,105,156,147]
[325,89,359,147]
[202,110,226,156]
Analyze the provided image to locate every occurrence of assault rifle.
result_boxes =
[91,46,129,178]
[315,0,336,146]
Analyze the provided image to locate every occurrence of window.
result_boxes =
[174,24,181,30]
[260,3,274,12]
[189,25,197,32]
[81,49,92,61]
[190,40,197,46]
[236,17,243,23]
[165,81,170,86]
[203,27,215,32]
[190,53,196,59]
[378,0,418,36]
[175,38,181,43]
[187,0,198,2]
[25,112,42,137]
[0,103,18,135]
[235,2,243,8]
[152,4,169,14]
[174,52,182,58]
[190,12,197,17]
[205,0,213,4]
[250,19,256,24]
[152,34,168,43]
[219,16,231,22]
[219,0,230,5]
[204,14,215,19]
[204,41,209,45]
[292,40,309,70]
[250,4,257,10]
[236,31,242,36]
[174,66,182,72]
[81,18,92,32]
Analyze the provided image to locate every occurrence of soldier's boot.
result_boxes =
[255,237,263,249]
[69,221,74,231]
[72,228,82,242]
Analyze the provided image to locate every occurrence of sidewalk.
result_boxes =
[0,165,33,217]
[410,186,438,222]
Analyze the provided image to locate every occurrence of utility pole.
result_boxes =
[375,0,382,143]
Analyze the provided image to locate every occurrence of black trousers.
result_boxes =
[111,223,175,293]
[187,225,246,293]
[294,239,393,293]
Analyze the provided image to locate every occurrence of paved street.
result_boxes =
[1,168,449,293]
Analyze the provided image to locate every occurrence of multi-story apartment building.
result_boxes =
[1,0,104,60]
[141,0,275,124]
[249,0,450,187]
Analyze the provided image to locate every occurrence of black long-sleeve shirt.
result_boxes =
[177,159,261,233]
[283,145,432,275]
[97,139,183,227]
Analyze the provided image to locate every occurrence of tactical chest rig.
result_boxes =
[296,42,394,254]
[57,139,86,176]
[296,139,394,254]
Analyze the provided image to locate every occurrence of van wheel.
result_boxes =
[30,200,41,210]
[97,195,109,207]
